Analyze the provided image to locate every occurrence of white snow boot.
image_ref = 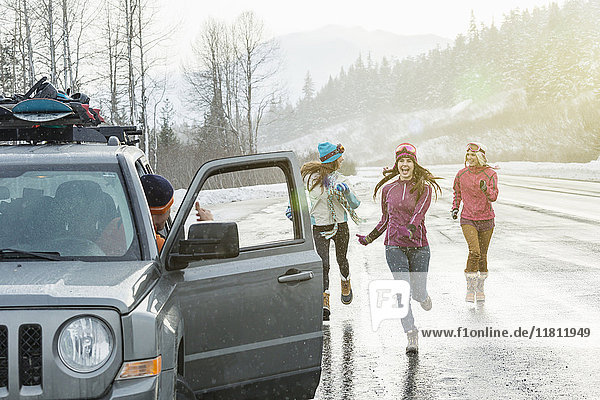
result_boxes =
[476,272,488,302]
[465,272,478,303]
[406,329,419,355]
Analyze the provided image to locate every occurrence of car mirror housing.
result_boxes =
[166,222,240,271]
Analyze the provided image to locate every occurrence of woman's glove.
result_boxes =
[451,209,459,220]
[335,182,349,192]
[479,180,488,192]
[356,234,370,246]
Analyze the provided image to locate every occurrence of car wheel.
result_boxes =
[175,374,195,400]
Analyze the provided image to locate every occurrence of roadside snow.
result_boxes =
[169,160,599,218]
[171,183,288,215]
[495,160,600,182]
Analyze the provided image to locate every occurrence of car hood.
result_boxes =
[0,261,159,313]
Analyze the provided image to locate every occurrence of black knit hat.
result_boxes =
[140,174,174,215]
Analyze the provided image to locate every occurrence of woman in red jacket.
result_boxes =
[451,142,499,303]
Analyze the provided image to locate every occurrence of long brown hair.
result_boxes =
[373,159,442,201]
[301,158,343,192]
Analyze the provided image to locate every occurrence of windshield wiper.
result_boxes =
[0,248,62,261]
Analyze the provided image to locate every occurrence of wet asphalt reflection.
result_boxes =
[311,170,600,399]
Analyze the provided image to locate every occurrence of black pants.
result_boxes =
[312,222,350,291]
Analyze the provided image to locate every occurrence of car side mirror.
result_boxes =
[166,222,240,270]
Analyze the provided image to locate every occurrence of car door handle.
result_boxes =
[278,271,314,283]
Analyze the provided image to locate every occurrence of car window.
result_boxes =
[0,165,140,260]
[179,165,296,250]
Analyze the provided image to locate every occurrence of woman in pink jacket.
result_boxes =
[357,143,441,354]
[451,142,499,303]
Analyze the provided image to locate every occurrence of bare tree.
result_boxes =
[136,0,148,153]
[122,0,137,125]
[61,0,70,88]
[185,12,282,155]
[21,0,35,87]
[37,0,58,83]
[233,11,282,154]
[135,0,171,155]
[103,0,126,124]
[60,0,90,91]
[5,0,36,89]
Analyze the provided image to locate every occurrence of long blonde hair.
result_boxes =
[301,158,343,192]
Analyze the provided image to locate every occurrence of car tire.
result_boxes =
[175,374,195,400]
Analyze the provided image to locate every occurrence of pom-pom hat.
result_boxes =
[318,142,344,164]
[395,143,417,163]
[140,174,174,215]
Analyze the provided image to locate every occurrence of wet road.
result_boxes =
[312,167,600,399]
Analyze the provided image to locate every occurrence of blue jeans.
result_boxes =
[385,245,430,333]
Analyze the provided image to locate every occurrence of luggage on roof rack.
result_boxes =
[0,125,142,145]
[0,77,104,126]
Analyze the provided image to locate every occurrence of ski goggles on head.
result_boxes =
[466,142,485,153]
[319,143,344,162]
[395,143,417,161]
[395,143,416,154]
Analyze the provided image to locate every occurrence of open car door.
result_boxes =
[161,151,323,399]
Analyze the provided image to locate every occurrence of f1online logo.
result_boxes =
[369,280,411,331]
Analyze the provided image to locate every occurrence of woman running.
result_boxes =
[451,142,498,303]
[301,142,361,321]
[357,143,441,354]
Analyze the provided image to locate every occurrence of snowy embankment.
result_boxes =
[428,159,600,182]
[495,160,600,181]
[168,159,599,221]
[171,183,288,216]
[172,160,600,206]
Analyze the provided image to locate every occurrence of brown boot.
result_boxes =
[464,272,478,303]
[341,276,353,305]
[476,272,488,302]
[323,291,331,321]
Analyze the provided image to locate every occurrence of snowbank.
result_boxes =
[172,183,288,213]
[495,160,600,182]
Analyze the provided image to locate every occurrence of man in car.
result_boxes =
[140,174,213,251]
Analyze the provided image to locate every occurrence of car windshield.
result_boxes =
[0,165,140,260]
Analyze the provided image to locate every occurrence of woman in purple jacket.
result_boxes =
[357,143,441,354]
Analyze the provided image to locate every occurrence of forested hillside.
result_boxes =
[262,0,600,165]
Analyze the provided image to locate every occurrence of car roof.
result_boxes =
[0,143,145,165]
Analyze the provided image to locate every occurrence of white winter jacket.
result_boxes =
[306,172,360,226]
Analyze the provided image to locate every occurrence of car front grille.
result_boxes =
[0,325,7,388]
[19,324,43,386]
[0,324,43,390]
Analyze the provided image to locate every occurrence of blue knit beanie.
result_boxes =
[318,142,344,164]
[140,174,174,215]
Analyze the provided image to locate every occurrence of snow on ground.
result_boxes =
[173,183,288,209]
[428,159,600,181]
[168,159,599,222]
[495,160,600,181]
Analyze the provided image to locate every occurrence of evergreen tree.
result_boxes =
[158,99,178,147]
[302,71,315,100]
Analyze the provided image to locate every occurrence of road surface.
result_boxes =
[312,166,600,399]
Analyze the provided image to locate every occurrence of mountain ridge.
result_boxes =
[277,25,452,101]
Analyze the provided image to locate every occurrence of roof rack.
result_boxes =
[0,125,142,146]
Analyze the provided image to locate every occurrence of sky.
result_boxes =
[156,0,565,118]
[162,0,564,44]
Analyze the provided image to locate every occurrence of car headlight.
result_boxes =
[58,316,114,373]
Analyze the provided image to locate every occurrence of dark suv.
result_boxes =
[0,126,322,399]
